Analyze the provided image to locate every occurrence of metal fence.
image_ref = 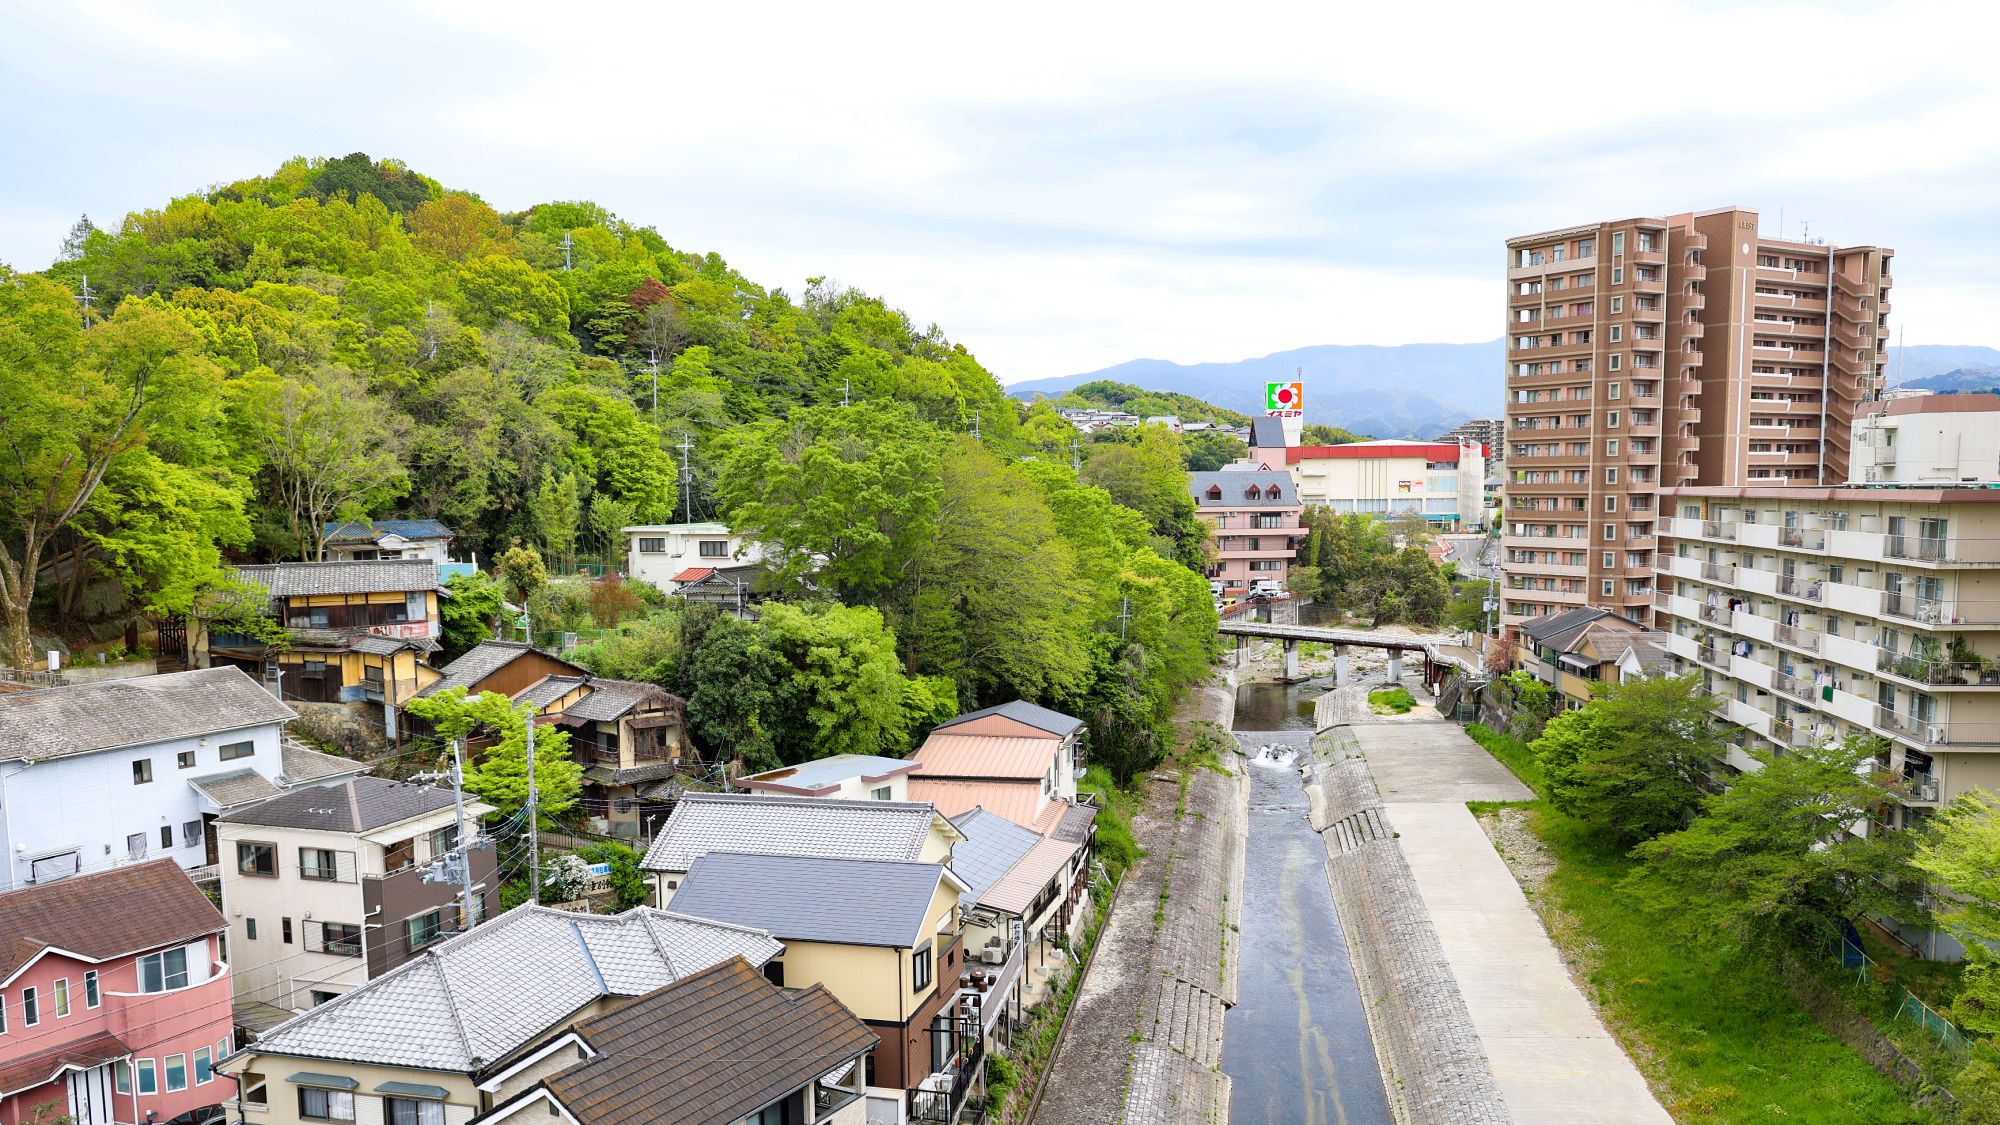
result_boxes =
[1894,985,1969,1054]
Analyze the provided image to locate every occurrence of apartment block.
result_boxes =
[1500,207,1894,635]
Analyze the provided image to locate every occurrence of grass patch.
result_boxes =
[1465,721,1546,796]
[1367,686,1415,714]
[1530,808,1939,1124]
[1466,798,1540,819]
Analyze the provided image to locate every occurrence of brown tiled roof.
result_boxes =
[0,1030,130,1098]
[0,860,224,983]
[549,956,877,1125]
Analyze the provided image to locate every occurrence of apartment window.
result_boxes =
[1602,580,1615,596]
[295,847,339,881]
[220,741,255,761]
[132,759,152,785]
[21,987,37,1026]
[1605,497,1619,513]
[428,825,459,858]
[137,1060,156,1096]
[1609,354,1622,371]
[1607,412,1621,428]
[238,842,276,877]
[385,839,416,869]
[195,1047,212,1085]
[113,1062,129,1094]
[165,1054,187,1092]
[407,911,445,951]
[177,751,195,769]
[1612,267,1623,284]
[84,971,98,1009]
[282,917,293,945]
[299,1087,355,1121]
[1606,468,1619,484]
[386,1099,446,1125]
[1606,440,1620,455]
[637,537,666,554]
[912,944,934,991]
[322,924,363,956]
[127,833,146,861]
[1608,325,1623,343]
[697,540,728,558]
[181,820,201,848]
[160,826,174,851]
[139,948,189,992]
[1613,233,1625,256]
[871,787,892,800]
[52,978,68,1018]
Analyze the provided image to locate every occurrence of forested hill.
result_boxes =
[34,152,1020,564]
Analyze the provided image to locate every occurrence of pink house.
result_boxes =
[0,861,233,1125]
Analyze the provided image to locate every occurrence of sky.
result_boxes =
[4,0,2000,383]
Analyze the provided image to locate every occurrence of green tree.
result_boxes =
[533,472,582,566]
[401,688,581,827]
[0,283,224,667]
[1626,733,1919,952]
[439,570,506,660]
[684,616,784,770]
[761,602,913,760]
[718,402,945,601]
[457,256,573,344]
[571,841,649,910]
[1913,788,2000,1033]
[497,546,547,608]
[1533,673,1724,842]
[1079,426,1207,569]
[243,366,412,560]
[1183,431,1247,472]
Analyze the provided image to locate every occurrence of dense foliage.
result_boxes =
[9,153,1226,771]
[1290,507,1452,627]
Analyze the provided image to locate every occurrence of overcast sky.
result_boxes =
[4,0,1998,383]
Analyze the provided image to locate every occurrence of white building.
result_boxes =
[1853,393,2000,485]
[622,523,764,593]
[1286,440,1488,530]
[0,667,366,891]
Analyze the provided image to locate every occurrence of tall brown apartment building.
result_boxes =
[1499,206,1894,631]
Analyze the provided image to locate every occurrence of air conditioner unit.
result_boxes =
[981,947,1005,965]
[1928,727,1947,745]
[1922,783,1939,802]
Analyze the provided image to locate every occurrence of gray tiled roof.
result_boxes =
[670,853,948,947]
[244,904,780,1073]
[0,666,292,761]
[188,768,283,810]
[582,762,683,787]
[934,699,1084,738]
[1050,802,1100,845]
[279,739,371,786]
[231,559,441,597]
[563,680,669,723]
[1187,470,1298,508]
[947,808,1042,902]
[516,675,586,708]
[639,792,944,873]
[218,777,454,832]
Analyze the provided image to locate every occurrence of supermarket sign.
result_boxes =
[1266,381,1303,418]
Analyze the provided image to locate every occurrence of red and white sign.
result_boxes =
[370,621,437,640]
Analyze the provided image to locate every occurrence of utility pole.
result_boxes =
[648,354,660,425]
[449,739,477,924]
[841,377,850,408]
[75,275,94,323]
[1117,595,1132,639]
[677,434,695,523]
[560,232,574,271]
[1070,438,1081,473]
[520,608,539,902]
[973,410,981,441]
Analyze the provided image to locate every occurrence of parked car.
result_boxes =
[1249,579,1284,597]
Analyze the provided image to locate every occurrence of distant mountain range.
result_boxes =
[1006,342,2000,440]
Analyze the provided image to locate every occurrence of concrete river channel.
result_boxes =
[1223,677,1393,1125]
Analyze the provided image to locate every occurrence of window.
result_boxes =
[137,1059,156,1095]
[127,834,147,861]
[113,1061,129,1094]
[1613,233,1624,256]
[1605,497,1618,513]
[311,990,341,1006]
[21,987,37,1025]
[407,911,444,950]
[871,787,892,801]
[140,947,189,993]
[177,751,196,769]
[160,826,174,851]
[763,961,786,987]
[912,945,933,990]
[195,1047,212,1084]
[386,1098,445,1125]
[30,851,79,884]
[385,839,416,869]
[1609,354,1622,371]
[1603,580,1615,596]
[84,971,98,1009]
[1603,524,1616,541]
[1606,440,1620,455]
[299,1087,355,1121]
[165,1054,187,1092]
[321,924,362,956]
[132,759,152,785]
[238,842,276,876]
[697,540,728,558]
[1607,412,1620,428]
[1606,468,1619,484]
[246,918,258,940]
[428,825,459,858]
[219,741,255,761]
[637,537,666,554]
[300,848,340,880]
[1612,267,1623,284]
[282,917,293,945]
[52,978,67,1018]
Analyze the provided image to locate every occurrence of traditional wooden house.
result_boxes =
[515,676,695,841]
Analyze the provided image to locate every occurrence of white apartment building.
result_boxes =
[622,523,764,592]
[1286,440,1487,530]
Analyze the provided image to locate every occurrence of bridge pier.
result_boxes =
[1283,638,1299,680]
[1332,645,1349,685]
[1388,653,1403,684]
[1236,634,1250,668]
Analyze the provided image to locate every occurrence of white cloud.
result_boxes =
[70,0,288,61]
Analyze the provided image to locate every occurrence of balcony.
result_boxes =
[1654,589,1672,608]
[1631,305,1666,322]
[1703,520,1736,541]
[1681,263,1709,282]
[1880,593,2000,627]
[1678,320,1707,338]
[1703,562,1737,583]
[1774,622,1820,653]
[1697,645,1728,670]
[1700,604,1734,628]
[1682,292,1707,310]
[1630,249,1667,266]
[1875,649,2000,687]
[1775,575,1823,603]
[1681,231,1709,251]
[1772,671,1818,703]
[1680,351,1705,367]
[1632,279,1667,295]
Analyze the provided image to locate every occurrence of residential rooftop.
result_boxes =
[231,558,443,597]
[667,853,961,948]
[932,699,1084,739]
[737,754,921,796]
[0,860,224,980]
[639,791,958,874]
[0,666,293,761]
[218,776,481,832]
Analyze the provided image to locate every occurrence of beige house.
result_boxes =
[216,904,780,1125]
[216,777,497,1019]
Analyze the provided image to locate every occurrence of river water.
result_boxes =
[1222,678,1392,1125]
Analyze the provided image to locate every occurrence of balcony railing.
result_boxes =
[1880,536,2000,564]
[1702,562,1737,583]
[1875,706,1920,738]
[1701,604,1733,627]
[1779,527,1826,550]
[1774,623,1820,652]
[1654,589,1672,608]
[1875,649,2000,687]
[1697,645,1728,669]
[1773,672,1818,703]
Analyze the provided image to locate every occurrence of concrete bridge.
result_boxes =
[1217,620,1450,683]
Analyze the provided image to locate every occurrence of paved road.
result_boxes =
[1348,722,1531,804]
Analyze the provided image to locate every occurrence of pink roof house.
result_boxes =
[0,860,233,1125]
